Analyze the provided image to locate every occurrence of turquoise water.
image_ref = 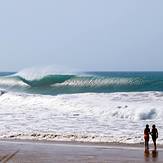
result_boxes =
[0,72,163,95]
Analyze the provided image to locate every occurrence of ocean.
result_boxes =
[0,71,163,144]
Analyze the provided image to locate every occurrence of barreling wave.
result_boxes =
[16,75,75,87]
[0,71,163,95]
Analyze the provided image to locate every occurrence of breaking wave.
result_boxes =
[0,71,163,95]
[0,91,163,143]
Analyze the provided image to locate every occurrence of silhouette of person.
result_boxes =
[144,124,150,150]
[151,124,158,150]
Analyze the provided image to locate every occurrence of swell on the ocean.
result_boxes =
[0,71,163,95]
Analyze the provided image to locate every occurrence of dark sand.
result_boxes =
[0,140,162,163]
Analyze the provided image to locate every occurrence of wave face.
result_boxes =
[0,71,163,95]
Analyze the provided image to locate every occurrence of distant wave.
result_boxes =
[0,71,163,95]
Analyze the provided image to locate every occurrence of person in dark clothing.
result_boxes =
[151,124,158,150]
[144,124,150,150]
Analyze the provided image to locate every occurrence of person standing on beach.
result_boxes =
[151,124,158,150]
[144,124,150,150]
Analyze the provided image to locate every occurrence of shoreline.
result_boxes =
[1,138,163,149]
[0,139,162,162]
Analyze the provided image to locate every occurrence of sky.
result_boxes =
[0,0,163,71]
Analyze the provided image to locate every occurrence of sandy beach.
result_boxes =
[0,140,162,163]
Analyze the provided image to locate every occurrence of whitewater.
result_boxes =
[0,70,163,144]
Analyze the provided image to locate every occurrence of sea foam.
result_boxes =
[0,91,163,144]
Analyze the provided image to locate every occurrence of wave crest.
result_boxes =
[1,71,163,95]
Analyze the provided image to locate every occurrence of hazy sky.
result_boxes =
[0,0,163,71]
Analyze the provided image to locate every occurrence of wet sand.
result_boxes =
[0,140,162,163]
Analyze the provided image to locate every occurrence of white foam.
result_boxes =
[60,78,133,87]
[0,77,28,87]
[0,91,163,144]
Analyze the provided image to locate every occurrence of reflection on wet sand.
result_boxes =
[144,149,150,161]
[152,150,158,161]
[144,149,158,162]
